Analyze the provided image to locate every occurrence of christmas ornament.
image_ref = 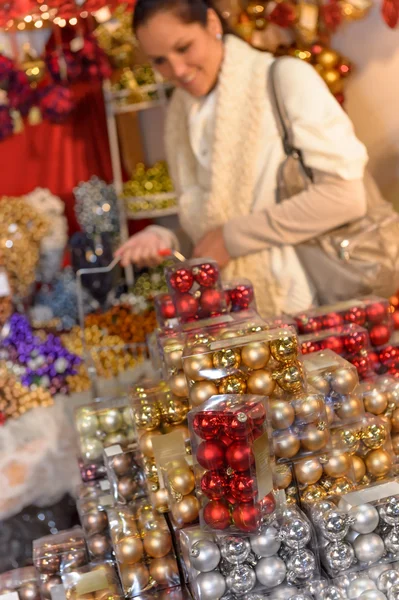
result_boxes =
[324,541,355,571]
[196,571,226,600]
[255,556,286,587]
[220,537,251,564]
[348,504,379,534]
[353,533,385,563]
[249,526,281,556]
[286,548,316,581]
[321,510,352,541]
[189,540,221,572]
[225,565,256,594]
[225,280,255,312]
[193,263,219,287]
[203,500,231,530]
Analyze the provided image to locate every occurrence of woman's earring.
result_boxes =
[216,32,222,40]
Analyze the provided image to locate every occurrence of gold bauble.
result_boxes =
[294,458,323,485]
[135,402,161,431]
[183,345,213,381]
[143,530,172,558]
[190,381,219,407]
[294,395,324,424]
[365,448,393,478]
[152,488,170,513]
[108,43,135,69]
[168,372,189,398]
[323,453,351,478]
[269,399,295,429]
[241,342,270,369]
[352,455,366,482]
[270,336,298,363]
[115,537,143,565]
[274,362,304,393]
[169,466,195,496]
[139,430,162,458]
[219,374,247,394]
[274,431,301,459]
[144,459,158,482]
[391,408,399,432]
[274,464,292,489]
[301,484,327,504]
[212,348,241,369]
[247,369,275,395]
[392,433,399,455]
[171,494,200,524]
[159,396,188,425]
[301,423,330,452]
[316,48,340,70]
[336,428,361,454]
[335,395,364,422]
[325,404,336,426]
[120,563,149,595]
[149,556,179,586]
[23,57,46,85]
[321,68,344,95]
[308,375,330,395]
[328,477,354,495]
[364,391,388,415]
[164,345,183,371]
[362,423,387,449]
[339,0,372,21]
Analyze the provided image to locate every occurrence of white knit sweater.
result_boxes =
[153,35,368,317]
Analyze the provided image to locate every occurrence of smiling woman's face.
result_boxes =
[136,10,224,98]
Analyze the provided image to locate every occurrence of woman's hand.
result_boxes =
[193,227,231,268]
[115,229,170,268]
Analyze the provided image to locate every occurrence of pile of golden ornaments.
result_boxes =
[95,5,136,70]
[0,197,48,299]
[0,363,54,420]
[123,162,177,214]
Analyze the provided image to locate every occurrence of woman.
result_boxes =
[116,0,368,317]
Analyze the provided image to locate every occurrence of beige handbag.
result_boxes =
[270,58,399,304]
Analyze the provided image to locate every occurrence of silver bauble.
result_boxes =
[348,577,377,599]
[389,583,399,600]
[320,588,345,600]
[288,594,313,600]
[384,528,399,554]
[349,504,380,534]
[281,518,311,549]
[286,549,316,582]
[324,541,355,572]
[368,564,391,581]
[346,529,361,544]
[221,536,251,564]
[378,569,399,592]
[99,409,123,433]
[354,534,385,564]
[250,526,281,557]
[245,551,259,567]
[255,556,287,587]
[190,540,221,572]
[311,500,336,524]
[380,497,399,526]
[359,592,387,600]
[226,565,256,594]
[322,510,351,541]
[269,585,298,600]
[219,558,235,577]
[196,571,226,600]
[243,595,264,600]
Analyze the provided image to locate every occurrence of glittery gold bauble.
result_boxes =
[274,362,303,393]
[159,395,188,425]
[190,381,219,407]
[149,556,179,586]
[212,348,241,369]
[321,68,343,95]
[247,369,275,395]
[184,345,213,381]
[294,458,323,485]
[143,530,172,558]
[336,428,361,453]
[241,342,270,369]
[99,409,123,433]
[274,464,292,489]
[164,344,183,371]
[352,455,367,482]
[362,423,387,449]
[274,430,300,459]
[144,459,159,482]
[316,48,340,70]
[323,453,351,478]
[365,448,393,478]
[335,395,364,422]
[328,477,354,495]
[269,399,295,430]
[115,537,143,565]
[120,563,149,595]
[270,336,298,363]
[135,402,161,431]
[139,430,162,458]
[152,488,170,513]
[294,395,324,424]
[301,423,330,452]
[168,372,189,398]
[171,494,200,524]
[219,374,247,394]
[364,391,388,415]
[301,484,327,504]
[391,408,399,432]
[392,433,399,455]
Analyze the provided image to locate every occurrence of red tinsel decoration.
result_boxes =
[382,0,399,27]
[39,85,75,123]
[0,105,14,141]
[268,2,297,27]
[320,0,343,32]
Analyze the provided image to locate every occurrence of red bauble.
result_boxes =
[225,411,253,439]
[193,411,221,440]
[232,502,262,532]
[393,311,399,331]
[370,324,391,347]
[344,330,368,354]
[366,302,388,324]
[379,345,399,365]
[301,340,322,355]
[344,306,367,326]
[260,492,276,515]
[230,284,254,311]
[244,401,266,427]
[322,336,344,355]
[169,268,194,293]
[322,312,344,329]
[200,288,224,314]
[201,471,230,500]
[160,295,176,319]
[203,500,231,529]
[296,315,322,334]
[230,473,258,502]
[175,293,199,319]
[197,440,226,471]
[368,352,380,371]
[193,263,219,287]
[220,431,234,447]
[226,441,255,472]
[349,355,372,378]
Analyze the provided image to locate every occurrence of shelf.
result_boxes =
[105,82,173,115]
[113,99,166,115]
[127,206,178,220]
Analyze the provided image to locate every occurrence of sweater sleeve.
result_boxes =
[223,175,367,258]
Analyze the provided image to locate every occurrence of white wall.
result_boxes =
[333,4,399,205]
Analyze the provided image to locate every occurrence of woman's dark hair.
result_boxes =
[133,0,230,34]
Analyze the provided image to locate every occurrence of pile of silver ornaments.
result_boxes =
[320,563,399,600]
[185,507,319,600]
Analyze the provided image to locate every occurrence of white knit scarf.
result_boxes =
[165,35,284,316]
